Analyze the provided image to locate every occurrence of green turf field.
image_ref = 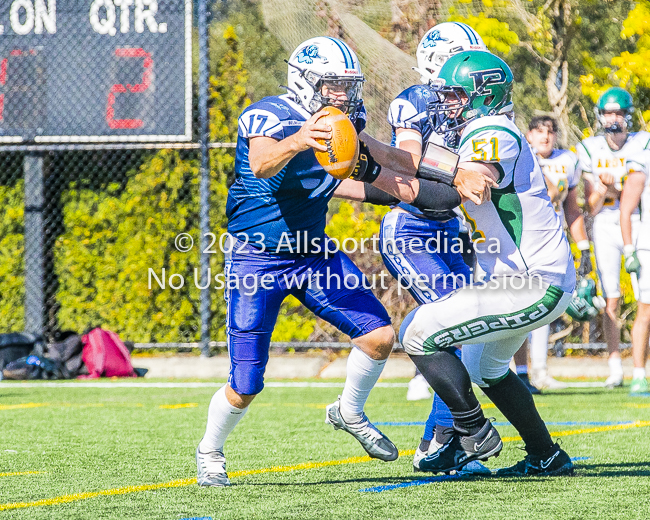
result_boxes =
[1,381,649,519]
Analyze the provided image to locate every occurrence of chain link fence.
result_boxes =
[0,0,643,351]
[0,0,219,351]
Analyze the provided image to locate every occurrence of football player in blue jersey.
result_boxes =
[383,22,491,475]
[196,36,495,487]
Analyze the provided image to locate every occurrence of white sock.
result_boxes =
[515,365,528,375]
[198,385,248,453]
[530,325,550,371]
[608,357,623,376]
[633,367,646,380]
[340,347,387,423]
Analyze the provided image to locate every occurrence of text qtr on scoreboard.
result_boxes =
[0,0,191,143]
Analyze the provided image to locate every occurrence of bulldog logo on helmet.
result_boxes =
[422,30,450,48]
[296,45,325,65]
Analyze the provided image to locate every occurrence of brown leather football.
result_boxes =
[314,106,360,180]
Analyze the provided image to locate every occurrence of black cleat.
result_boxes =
[495,443,574,477]
[518,373,541,395]
[418,419,502,474]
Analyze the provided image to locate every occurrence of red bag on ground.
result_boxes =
[78,328,135,379]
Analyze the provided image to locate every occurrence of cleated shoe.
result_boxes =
[196,446,230,487]
[604,373,624,388]
[407,374,433,401]
[495,443,574,477]
[457,460,493,476]
[325,397,398,461]
[630,377,649,394]
[413,437,443,472]
[414,435,492,475]
[530,369,568,390]
[418,419,502,474]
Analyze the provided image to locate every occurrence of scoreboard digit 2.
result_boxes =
[0,0,191,143]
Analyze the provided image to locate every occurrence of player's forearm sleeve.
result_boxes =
[363,184,400,206]
[411,179,462,212]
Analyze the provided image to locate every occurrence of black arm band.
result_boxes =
[351,140,382,184]
[412,178,462,213]
[362,184,399,206]
[416,141,460,185]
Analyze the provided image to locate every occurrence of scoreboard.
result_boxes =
[0,0,191,143]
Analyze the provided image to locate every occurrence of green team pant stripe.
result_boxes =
[492,187,523,248]
[422,285,565,353]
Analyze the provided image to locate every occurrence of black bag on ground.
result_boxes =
[3,355,63,380]
[0,333,44,373]
[45,332,84,378]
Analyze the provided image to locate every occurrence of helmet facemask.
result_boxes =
[428,81,511,145]
[596,108,633,134]
[286,61,364,120]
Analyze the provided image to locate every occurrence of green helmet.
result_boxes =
[428,50,514,137]
[596,87,634,132]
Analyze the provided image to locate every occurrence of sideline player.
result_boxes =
[381,22,490,473]
[196,36,494,486]
[399,51,576,476]
[620,153,650,393]
[577,88,650,387]
[512,116,592,390]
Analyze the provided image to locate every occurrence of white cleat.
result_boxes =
[530,369,568,390]
[604,374,624,388]
[407,374,432,401]
[325,397,398,461]
[196,446,230,487]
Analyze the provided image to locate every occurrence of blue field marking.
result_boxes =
[359,457,591,493]
[630,392,650,397]
[179,517,212,520]
[375,421,634,427]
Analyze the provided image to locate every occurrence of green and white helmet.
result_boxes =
[596,87,634,133]
[428,50,514,137]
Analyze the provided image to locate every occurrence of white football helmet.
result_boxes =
[414,22,486,83]
[286,37,364,118]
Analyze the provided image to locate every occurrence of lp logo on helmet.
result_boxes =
[468,68,506,94]
[296,45,324,64]
[422,30,449,48]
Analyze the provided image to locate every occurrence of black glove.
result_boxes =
[351,140,382,184]
[577,251,593,277]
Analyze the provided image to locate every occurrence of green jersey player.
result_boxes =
[399,51,576,476]
[577,88,650,387]
[620,152,650,394]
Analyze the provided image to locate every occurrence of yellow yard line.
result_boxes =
[0,471,44,477]
[159,403,198,409]
[229,454,372,478]
[0,403,49,411]
[501,420,650,443]
[0,479,196,511]
[2,420,649,511]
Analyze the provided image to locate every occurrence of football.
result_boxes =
[314,106,360,180]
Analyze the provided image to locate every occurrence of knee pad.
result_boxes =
[229,362,265,395]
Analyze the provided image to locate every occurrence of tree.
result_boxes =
[580,0,650,128]
[0,180,24,331]
[54,27,251,342]
[449,0,632,145]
